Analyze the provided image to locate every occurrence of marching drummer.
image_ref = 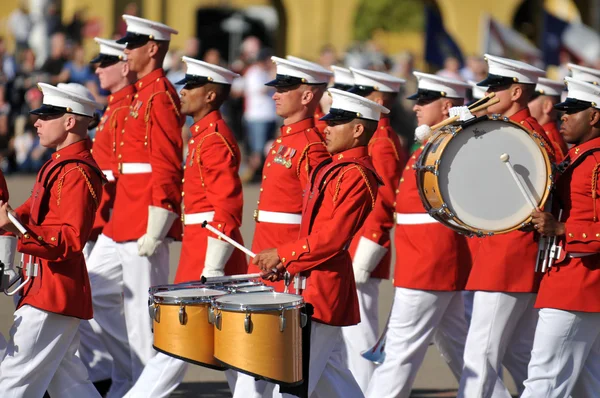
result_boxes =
[124,57,246,397]
[254,87,386,398]
[529,77,568,160]
[0,83,104,397]
[84,15,184,393]
[458,54,550,398]
[522,77,600,398]
[366,72,472,398]
[341,67,407,392]
[241,55,331,395]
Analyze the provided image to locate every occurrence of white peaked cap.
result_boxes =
[180,56,240,85]
[331,65,354,87]
[568,63,600,85]
[57,83,98,103]
[285,55,333,75]
[535,77,564,97]
[350,67,405,93]
[558,77,600,110]
[121,15,178,42]
[468,80,487,100]
[325,88,390,121]
[35,83,102,117]
[268,56,333,85]
[412,71,470,99]
[482,53,545,85]
[93,37,127,61]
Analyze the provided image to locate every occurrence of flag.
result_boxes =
[542,10,570,66]
[482,14,542,64]
[424,6,464,69]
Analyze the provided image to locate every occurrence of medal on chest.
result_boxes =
[274,145,296,169]
[130,100,143,118]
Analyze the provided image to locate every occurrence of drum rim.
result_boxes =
[417,115,553,236]
[152,287,227,304]
[214,292,304,311]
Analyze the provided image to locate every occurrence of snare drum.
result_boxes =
[150,286,227,369]
[225,281,267,293]
[417,116,553,236]
[213,292,305,385]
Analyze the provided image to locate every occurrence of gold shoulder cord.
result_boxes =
[592,163,600,222]
[195,131,236,188]
[57,166,99,208]
[369,136,400,160]
[297,141,328,178]
[332,165,376,209]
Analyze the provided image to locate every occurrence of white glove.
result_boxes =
[352,236,388,285]
[137,206,178,257]
[414,125,432,144]
[202,236,234,278]
[0,235,17,268]
[449,106,475,122]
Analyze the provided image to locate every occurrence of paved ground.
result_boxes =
[0,175,518,397]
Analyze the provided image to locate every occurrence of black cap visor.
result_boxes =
[91,53,122,67]
[116,32,153,48]
[332,83,354,92]
[407,88,444,101]
[266,74,325,88]
[30,104,68,116]
[478,73,520,88]
[175,74,229,88]
[554,97,593,112]
[349,85,376,96]
[320,107,378,122]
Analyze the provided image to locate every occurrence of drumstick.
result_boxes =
[8,212,27,235]
[544,209,564,272]
[430,97,500,131]
[200,273,261,284]
[202,221,256,258]
[499,153,537,209]
[467,91,496,110]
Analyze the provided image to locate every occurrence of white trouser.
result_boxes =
[234,322,363,398]
[79,239,114,383]
[366,287,468,398]
[341,278,380,393]
[462,290,475,325]
[0,305,101,398]
[458,291,538,398]
[522,308,600,398]
[124,352,187,398]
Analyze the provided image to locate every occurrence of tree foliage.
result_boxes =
[353,0,425,41]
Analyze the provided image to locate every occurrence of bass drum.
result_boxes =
[416,115,553,236]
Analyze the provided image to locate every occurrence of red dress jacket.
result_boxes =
[248,118,330,290]
[277,146,380,326]
[313,104,328,137]
[16,140,104,319]
[543,121,568,163]
[105,68,184,242]
[393,146,472,291]
[175,111,246,282]
[349,116,406,279]
[0,169,12,238]
[466,108,554,292]
[536,137,600,312]
[90,84,135,241]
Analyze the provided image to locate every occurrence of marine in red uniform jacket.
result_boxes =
[349,115,406,280]
[105,68,184,242]
[175,110,246,282]
[313,104,328,136]
[90,84,135,241]
[247,117,330,289]
[543,121,568,163]
[15,140,104,319]
[466,108,554,292]
[535,136,600,312]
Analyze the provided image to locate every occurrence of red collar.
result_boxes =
[190,111,222,138]
[108,84,135,105]
[314,105,325,118]
[135,68,165,92]
[280,118,315,137]
[568,136,600,163]
[378,116,390,127]
[52,139,90,160]
[332,146,369,162]
[508,108,531,123]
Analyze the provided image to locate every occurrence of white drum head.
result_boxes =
[154,287,226,304]
[437,119,550,232]
[215,292,304,311]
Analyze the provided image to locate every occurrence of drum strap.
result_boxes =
[279,304,314,398]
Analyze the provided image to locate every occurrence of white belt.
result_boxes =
[102,170,115,182]
[184,211,215,225]
[254,210,302,225]
[569,252,596,258]
[119,163,152,174]
[395,213,437,225]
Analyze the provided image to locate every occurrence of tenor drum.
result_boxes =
[213,292,305,385]
[150,286,227,369]
[417,115,553,236]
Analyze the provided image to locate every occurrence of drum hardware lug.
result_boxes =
[487,232,494,236]
[179,305,187,325]
[502,116,509,122]
[215,311,222,330]
[148,304,154,320]
[301,312,308,328]
[208,307,215,324]
[154,305,160,323]
[476,230,484,238]
[244,312,253,334]
[279,310,286,332]
[423,165,438,176]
